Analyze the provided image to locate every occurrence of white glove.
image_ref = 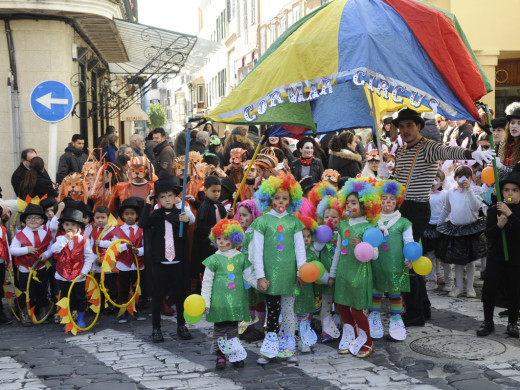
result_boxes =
[495,159,504,169]
[318,271,330,285]
[471,149,495,165]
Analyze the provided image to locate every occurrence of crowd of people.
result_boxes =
[0,103,519,370]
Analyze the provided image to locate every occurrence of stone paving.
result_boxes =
[3,281,520,389]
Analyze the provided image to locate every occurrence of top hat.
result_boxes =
[300,177,315,193]
[40,197,57,212]
[154,176,182,196]
[392,108,425,129]
[506,107,520,122]
[118,196,144,217]
[220,178,236,195]
[491,117,507,129]
[58,208,85,228]
[500,162,520,189]
[20,204,47,225]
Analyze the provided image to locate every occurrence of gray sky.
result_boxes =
[138,0,198,35]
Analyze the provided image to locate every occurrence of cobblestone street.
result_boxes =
[3,285,520,389]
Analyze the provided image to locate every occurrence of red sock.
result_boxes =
[336,303,355,327]
[255,302,266,312]
[351,308,372,347]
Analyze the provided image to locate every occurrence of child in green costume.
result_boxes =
[201,219,257,370]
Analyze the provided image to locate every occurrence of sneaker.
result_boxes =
[507,323,519,338]
[177,325,192,340]
[466,287,477,298]
[118,313,129,324]
[442,283,454,292]
[367,311,384,339]
[135,311,147,321]
[256,356,272,365]
[425,281,438,291]
[476,321,494,337]
[216,356,226,370]
[20,311,33,327]
[231,360,245,368]
[152,328,164,343]
[321,332,333,343]
[388,314,407,341]
[448,287,463,298]
[54,313,60,324]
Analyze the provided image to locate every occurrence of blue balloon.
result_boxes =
[403,242,422,262]
[482,185,492,204]
[362,228,384,247]
[315,225,333,243]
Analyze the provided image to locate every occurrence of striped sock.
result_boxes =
[389,293,403,314]
[371,290,383,312]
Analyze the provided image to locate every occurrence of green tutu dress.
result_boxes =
[202,251,251,323]
[334,219,375,310]
[314,239,335,296]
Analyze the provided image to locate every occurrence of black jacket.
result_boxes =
[19,171,57,199]
[56,144,88,183]
[174,130,188,157]
[192,198,226,271]
[328,149,363,178]
[289,157,324,183]
[421,120,441,142]
[153,141,175,179]
[486,204,520,264]
[189,141,207,155]
[11,162,29,198]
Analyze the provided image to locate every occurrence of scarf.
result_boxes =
[377,211,401,236]
[298,156,313,166]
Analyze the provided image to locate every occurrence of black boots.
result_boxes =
[476,321,494,337]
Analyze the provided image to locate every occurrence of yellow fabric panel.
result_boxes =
[364,84,432,118]
[209,0,347,121]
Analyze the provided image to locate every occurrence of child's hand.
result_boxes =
[79,273,87,278]
[351,235,361,247]
[186,195,195,203]
[404,260,413,270]
[174,197,182,204]
[462,179,471,189]
[95,240,101,246]
[130,246,139,255]
[146,191,153,205]
[257,277,270,292]
[328,277,336,287]
[65,232,74,240]
[296,276,304,289]
[179,212,189,223]
[40,254,47,262]
[497,202,512,217]
[497,213,508,229]
[57,202,66,212]
[227,208,234,218]
[27,246,37,254]
[205,307,210,314]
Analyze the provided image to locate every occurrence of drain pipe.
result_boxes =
[7,71,16,172]
[5,19,21,164]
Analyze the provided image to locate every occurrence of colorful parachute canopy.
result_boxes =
[207,0,491,134]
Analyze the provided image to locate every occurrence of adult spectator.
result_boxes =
[491,117,507,152]
[129,134,145,157]
[99,133,119,164]
[152,128,175,178]
[95,125,117,160]
[144,131,156,163]
[207,135,226,167]
[381,116,398,143]
[174,123,190,156]
[19,157,57,199]
[57,134,87,183]
[11,148,37,197]
[189,131,208,155]
[203,122,218,137]
[117,144,134,160]
[420,112,441,141]
[266,136,296,164]
[497,105,520,177]
[448,120,474,147]
[221,128,231,145]
[434,114,449,142]
[247,125,261,147]
[223,127,255,165]
[289,136,325,183]
[392,108,494,327]
[328,131,363,178]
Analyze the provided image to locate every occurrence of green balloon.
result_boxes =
[311,261,326,279]
[183,311,203,324]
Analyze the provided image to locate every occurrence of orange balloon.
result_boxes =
[299,263,320,283]
[481,166,495,185]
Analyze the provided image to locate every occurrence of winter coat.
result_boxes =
[189,141,207,155]
[19,171,57,199]
[102,144,118,164]
[56,144,88,183]
[328,149,363,178]
[174,130,188,156]
[289,157,324,183]
[11,162,29,198]
[153,141,175,179]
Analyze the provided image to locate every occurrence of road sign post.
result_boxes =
[30,81,74,182]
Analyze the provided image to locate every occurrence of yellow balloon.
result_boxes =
[412,256,433,276]
[184,294,206,317]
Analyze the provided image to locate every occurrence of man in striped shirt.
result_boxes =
[392,108,494,327]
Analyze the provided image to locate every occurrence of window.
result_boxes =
[236,0,241,37]
[280,14,286,35]
[243,0,248,30]
[218,69,226,97]
[197,85,204,103]
[167,109,172,120]
[151,79,158,90]
[221,10,226,39]
[251,0,255,24]
[270,22,276,44]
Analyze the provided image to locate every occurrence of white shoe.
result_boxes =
[425,281,438,291]
[260,332,279,359]
[466,287,477,298]
[338,324,355,353]
[443,283,454,292]
[389,314,407,341]
[367,311,384,339]
[287,353,298,363]
[256,356,271,365]
[349,329,367,355]
[300,339,311,353]
[448,287,463,298]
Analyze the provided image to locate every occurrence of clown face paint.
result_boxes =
[302,228,312,249]
[510,119,520,138]
[300,142,314,158]
[216,236,233,252]
[381,194,397,214]
[323,208,340,230]
[239,206,253,229]
[272,190,290,213]
[345,194,364,218]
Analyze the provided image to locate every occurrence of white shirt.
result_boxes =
[252,209,306,280]
[113,224,144,271]
[429,190,448,225]
[91,224,114,272]
[438,187,482,226]
[10,226,54,272]
[51,233,95,282]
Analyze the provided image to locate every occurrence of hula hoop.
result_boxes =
[4,264,21,322]
[25,257,54,324]
[64,273,101,332]
[10,212,20,235]
[95,226,112,260]
[99,238,141,311]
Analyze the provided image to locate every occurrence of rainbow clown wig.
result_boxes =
[377,180,405,208]
[255,174,303,215]
[338,177,381,223]
[233,199,262,228]
[297,215,319,233]
[316,196,343,223]
[210,219,245,247]
[308,181,337,207]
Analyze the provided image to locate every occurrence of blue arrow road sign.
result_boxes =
[30,80,74,122]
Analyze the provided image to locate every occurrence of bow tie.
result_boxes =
[430,189,441,194]
[453,187,464,193]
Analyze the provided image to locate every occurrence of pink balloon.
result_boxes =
[354,242,374,262]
